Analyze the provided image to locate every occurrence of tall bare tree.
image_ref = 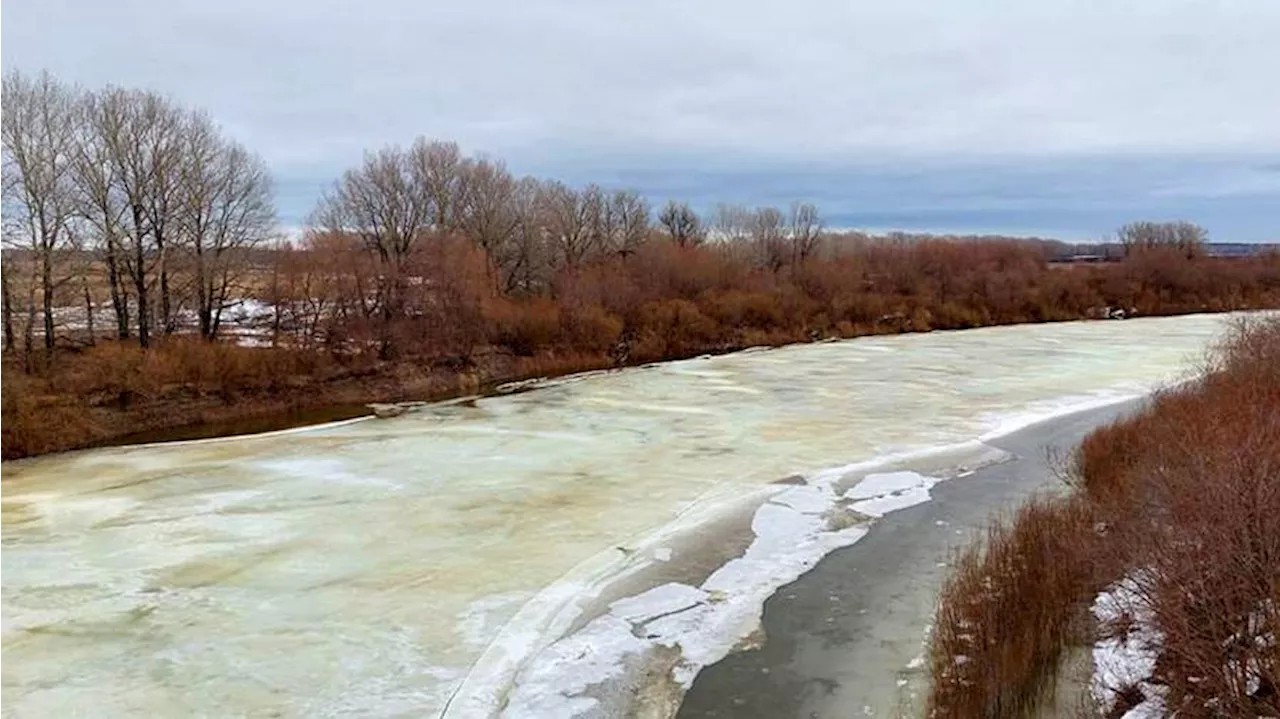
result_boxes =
[712,203,751,244]
[311,145,433,357]
[1117,220,1208,259]
[456,155,521,284]
[658,200,703,248]
[2,70,79,351]
[73,88,132,339]
[179,112,275,339]
[96,88,187,347]
[411,138,465,231]
[541,181,596,268]
[0,144,15,350]
[604,189,650,257]
[503,176,552,294]
[788,201,824,265]
[750,206,787,271]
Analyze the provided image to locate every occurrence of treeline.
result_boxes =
[1,70,274,361]
[928,317,1280,716]
[4,68,1280,459]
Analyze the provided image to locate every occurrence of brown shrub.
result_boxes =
[928,317,1280,717]
[928,498,1109,718]
[488,298,562,356]
[559,305,624,354]
[637,298,722,357]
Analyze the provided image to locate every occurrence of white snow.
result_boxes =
[498,466,951,716]
[845,471,940,518]
[845,471,934,500]
[1091,574,1167,718]
[609,583,707,624]
[850,487,935,518]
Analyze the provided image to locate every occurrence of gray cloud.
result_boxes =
[5,0,1279,237]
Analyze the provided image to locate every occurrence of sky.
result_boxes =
[4,0,1279,241]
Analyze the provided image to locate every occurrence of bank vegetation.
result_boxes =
[928,317,1279,717]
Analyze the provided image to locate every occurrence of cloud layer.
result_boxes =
[6,0,1279,238]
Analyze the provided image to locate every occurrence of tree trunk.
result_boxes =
[82,275,96,346]
[105,240,130,339]
[158,236,173,336]
[2,261,15,353]
[134,239,150,349]
[196,248,211,339]
[23,281,37,372]
[41,244,55,351]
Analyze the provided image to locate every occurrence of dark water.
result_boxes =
[98,402,374,448]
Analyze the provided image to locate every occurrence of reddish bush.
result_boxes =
[928,317,1280,717]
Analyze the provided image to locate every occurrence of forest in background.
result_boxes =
[5,69,1280,459]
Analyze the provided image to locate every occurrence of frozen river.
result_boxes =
[0,314,1245,717]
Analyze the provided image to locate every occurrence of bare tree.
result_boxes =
[503,176,552,294]
[750,206,787,271]
[311,145,433,357]
[0,154,15,353]
[97,88,187,348]
[658,200,703,248]
[411,138,464,231]
[2,70,79,351]
[712,203,751,244]
[541,181,596,268]
[73,88,132,339]
[456,155,521,284]
[605,189,650,257]
[178,113,276,339]
[788,201,824,265]
[1117,220,1208,259]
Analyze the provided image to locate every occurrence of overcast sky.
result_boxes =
[5,0,1279,240]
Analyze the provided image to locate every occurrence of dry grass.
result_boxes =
[929,498,1113,718]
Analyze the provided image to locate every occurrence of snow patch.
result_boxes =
[609,584,707,625]
[498,466,946,716]
[845,471,939,518]
[1091,574,1167,718]
[845,471,933,500]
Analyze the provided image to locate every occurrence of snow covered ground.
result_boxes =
[1092,574,1167,718]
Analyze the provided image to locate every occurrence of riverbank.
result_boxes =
[675,400,1140,718]
[0,308,1260,461]
[926,316,1280,717]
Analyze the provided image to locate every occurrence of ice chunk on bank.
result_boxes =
[844,471,934,500]
[844,471,939,518]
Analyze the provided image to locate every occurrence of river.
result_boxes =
[0,314,1245,717]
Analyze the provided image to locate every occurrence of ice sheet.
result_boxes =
[1,312,1254,717]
